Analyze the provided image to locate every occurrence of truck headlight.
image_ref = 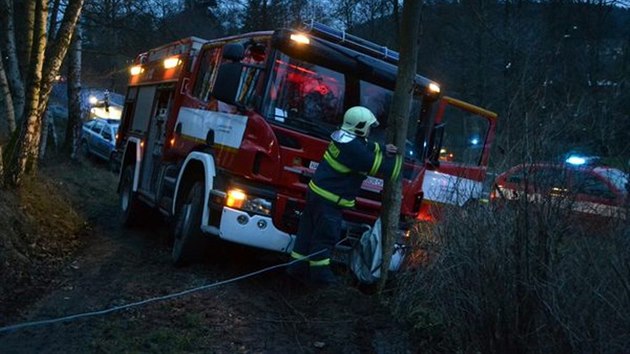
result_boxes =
[226,189,272,216]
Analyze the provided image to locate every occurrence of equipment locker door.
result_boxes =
[139,85,175,196]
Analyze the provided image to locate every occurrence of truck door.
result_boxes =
[420,96,498,221]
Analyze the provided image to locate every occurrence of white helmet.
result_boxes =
[341,106,379,137]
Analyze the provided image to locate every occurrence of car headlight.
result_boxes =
[226,189,272,216]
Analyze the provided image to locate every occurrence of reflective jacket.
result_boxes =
[308,130,403,208]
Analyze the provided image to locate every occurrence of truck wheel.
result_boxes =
[172,181,207,266]
[120,165,145,227]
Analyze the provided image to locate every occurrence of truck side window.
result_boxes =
[235,41,267,108]
[265,52,344,136]
[192,47,221,101]
[438,105,489,166]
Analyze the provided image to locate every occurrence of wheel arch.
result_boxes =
[172,152,216,224]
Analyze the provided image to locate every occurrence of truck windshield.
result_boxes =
[264,52,423,162]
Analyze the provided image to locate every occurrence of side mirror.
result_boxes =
[212,62,243,105]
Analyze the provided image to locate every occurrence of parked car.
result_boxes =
[80,118,120,169]
[492,159,628,223]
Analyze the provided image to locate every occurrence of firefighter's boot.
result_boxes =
[309,265,340,287]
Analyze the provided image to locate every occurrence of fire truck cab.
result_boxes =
[116,22,497,266]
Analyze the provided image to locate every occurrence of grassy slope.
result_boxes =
[0,158,116,321]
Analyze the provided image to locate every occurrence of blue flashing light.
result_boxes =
[566,155,587,165]
[470,138,479,145]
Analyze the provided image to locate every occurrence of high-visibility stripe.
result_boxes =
[291,251,306,260]
[374,143,381,153]
[369,150,383,176]
[391,154,403,181]
[328,142,340,158]
[309,258,331,266]
[324,151,352,173]
[308,180,355,208]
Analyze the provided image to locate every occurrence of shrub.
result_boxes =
[394,197,629,353]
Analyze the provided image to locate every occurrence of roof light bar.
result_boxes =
[163,56,181,69]
[290,33,310,44]
[303,21,400,64]
[130,65,143,76]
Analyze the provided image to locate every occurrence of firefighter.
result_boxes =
[287,106,403,287]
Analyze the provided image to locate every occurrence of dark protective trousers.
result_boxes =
[292,190,343,262]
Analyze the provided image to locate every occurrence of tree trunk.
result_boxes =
[38,107,58,159]
[378,0,424,292]
[0,46,16,140]
[8,0,47,186]
[39,108,51,159]
[48,0,62,41]
[0,0,26,122]
[392,0,400,30]
[37,0,84,117]
[65,25,82,156]
[5,0,84,186]
[0,145,4,187]
[19,0,36,83]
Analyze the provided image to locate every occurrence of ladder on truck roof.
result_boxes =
[136,36,208,64]
[301,20,400,65]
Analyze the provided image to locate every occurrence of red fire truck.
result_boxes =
[115,22,497,266]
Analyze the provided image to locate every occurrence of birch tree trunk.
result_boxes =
[20,0,36,80]
[8,0,47,186]
[39,108,51,159]
[65,25,82,157]
[48,0,62,41]
[37,0,84,117]
[0,0,26,122]
[0,46,16,139]
[39,107,58,159]
[378,0,424,291]
[6,0,84,186]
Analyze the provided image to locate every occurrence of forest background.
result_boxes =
[1,0,629,172]
[0,2,629,352]
[50,0,630,167]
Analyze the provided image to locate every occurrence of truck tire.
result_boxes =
[172,181,207,266]
[120,165,145,227]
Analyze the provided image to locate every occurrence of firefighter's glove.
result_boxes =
[385,144,399,156]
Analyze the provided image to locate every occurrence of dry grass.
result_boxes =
[0,158,101,320]
[393,199,630,353]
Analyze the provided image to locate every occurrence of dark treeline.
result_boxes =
[81,0,630,168]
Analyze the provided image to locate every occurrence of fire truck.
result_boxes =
[115,22,497,266]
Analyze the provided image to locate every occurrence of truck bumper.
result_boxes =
[211,206,295,253]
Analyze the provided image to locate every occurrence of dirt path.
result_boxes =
[0,161,412,353]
